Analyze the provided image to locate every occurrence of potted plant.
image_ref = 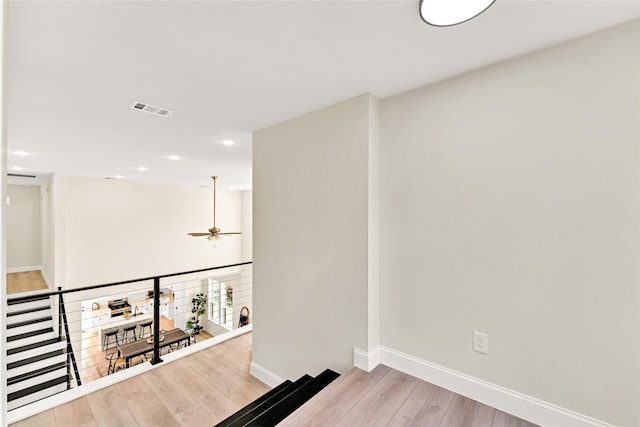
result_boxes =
[186,292,207,334]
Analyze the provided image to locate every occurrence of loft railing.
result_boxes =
[5,261,253,411]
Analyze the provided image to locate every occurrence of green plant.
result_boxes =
[186,292,207,334]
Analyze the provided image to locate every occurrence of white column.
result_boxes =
[1,1,9,424]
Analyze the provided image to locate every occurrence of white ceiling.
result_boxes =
[6,1,639,189]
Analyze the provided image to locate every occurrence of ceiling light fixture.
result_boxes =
[419,0,495,26]
[14,151,28,156]
[12,166,24,171]
[137,167,147,172]
[220,139,236,146]
[168,155,180,161]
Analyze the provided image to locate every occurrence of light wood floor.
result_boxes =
[12,333,538,427]
[11,332,270,427]
[7,271,48,294]
[280,364,538,427]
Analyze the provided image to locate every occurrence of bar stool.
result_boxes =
[122,325,137,343]
[138,321,152,339]
[103,329,119,354]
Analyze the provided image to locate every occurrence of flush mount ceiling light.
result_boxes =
[419,0,496,26]
[168,155,180,161]
[220,139,236,146]
[14,151,28,156]
[137,166,147,172]
[129,100,173,117]
[12,166,24,171]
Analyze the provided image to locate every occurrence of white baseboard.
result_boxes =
[6,265,42,274]
[40,269,52,289]
[353,347,380,372]
[250,361,286,388]
[354,345,613,427]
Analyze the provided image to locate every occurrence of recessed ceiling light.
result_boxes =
[12,166,24,171]
[137,167,147,172]
[221,139,236,146]
[14,151,28,156]
[168,155,180,161]
[229,186,236,190]
[115,175,123,179]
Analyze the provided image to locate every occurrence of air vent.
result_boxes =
[129,100,173,117]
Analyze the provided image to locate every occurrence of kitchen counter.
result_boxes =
[98,314,153,350]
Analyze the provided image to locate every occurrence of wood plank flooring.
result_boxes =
[7,270,48,294]
[280,365,539,427]
[12,333,538,427]
[10,332,269,427]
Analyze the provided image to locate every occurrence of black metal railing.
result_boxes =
[6,261,253,391]
[58,288,82,388]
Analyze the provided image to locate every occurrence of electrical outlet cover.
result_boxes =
[473,331,488,354]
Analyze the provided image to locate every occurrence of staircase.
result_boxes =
[6,293,70,411]
[216,369,340,427]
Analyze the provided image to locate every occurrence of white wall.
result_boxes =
[379,21,639,426]
[6,185,41,269]
[46,175,243,288]
[252,94,377,379]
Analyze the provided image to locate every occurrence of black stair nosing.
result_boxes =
[7,361,67,386]
[219,375,314,427]
[7,306,51,317]
[7,337,63,356]
[7,349,65,370]
[245,369,340,427]
[8,375,68,402]
[215,379,295,427]
[7,327,55,342]
[7,294,51,305]
[8,316,53,329]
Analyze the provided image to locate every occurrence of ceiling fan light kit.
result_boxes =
[188,176,242,243]
[419,0,496,27]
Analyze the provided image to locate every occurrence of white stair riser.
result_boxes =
[5,341,66,364]
[7,299,52,314]
[7,332,57,350]
[7,353,67,379]
[8,320,55,337]
[7,382,67,411]
[7,366,67,395]
[7,309,52,325]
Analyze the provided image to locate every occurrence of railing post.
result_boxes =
[150,277,163,365]
[58,287,82,387]
[57,286,63,338]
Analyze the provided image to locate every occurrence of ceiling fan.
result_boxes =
[188,176,241,241]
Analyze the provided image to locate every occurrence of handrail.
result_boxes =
[58,287,82,387]
[6,261,253,303]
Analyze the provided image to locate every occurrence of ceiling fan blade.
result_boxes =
[188,233,212,237]
[219,232,242,235]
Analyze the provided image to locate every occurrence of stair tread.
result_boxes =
[7,337,62,356]
[8,328,54,342]
[8,361,67,386]
[246,369,340,427]
[217,375,313,427]
[7,294,51,305]
[8,375,68,402]
[7,349,65,370]
[8,316,53,329]
[7,306,51,317]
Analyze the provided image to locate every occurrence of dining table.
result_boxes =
[117,328,190,367]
